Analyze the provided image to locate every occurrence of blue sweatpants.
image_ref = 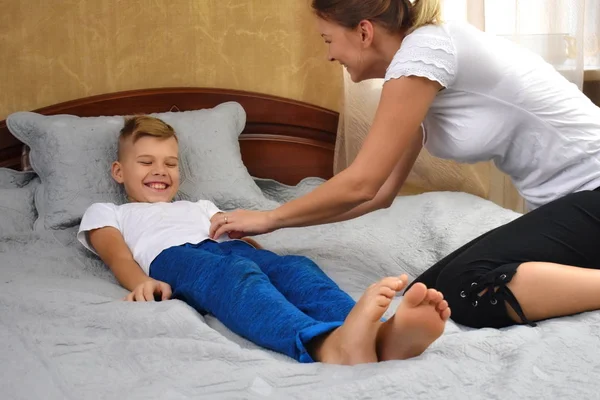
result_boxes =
[149,240,356,363]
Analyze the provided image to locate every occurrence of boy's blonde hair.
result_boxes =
[118,115,177,160]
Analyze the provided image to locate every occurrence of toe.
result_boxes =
[436,300,449,312]
[425,288,439,304]
[403,282,428,306]
[379,276,404,292]
[441,307,451,321]
[379,286,397,299]
[398,274,409,290]
[426,289,444,305]
[376,295,393,308]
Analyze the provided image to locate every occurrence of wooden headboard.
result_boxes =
[0,87,339,185]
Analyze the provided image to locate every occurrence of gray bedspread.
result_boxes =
[2,178,599,399]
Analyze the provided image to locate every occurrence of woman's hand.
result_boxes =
[209,209,277,240]
[123,279,172,302]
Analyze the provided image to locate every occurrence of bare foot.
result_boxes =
[311,275,407,365]
[376,283,451,361]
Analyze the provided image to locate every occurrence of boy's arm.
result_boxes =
[88,226,153,291]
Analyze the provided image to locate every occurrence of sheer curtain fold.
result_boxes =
[333,0,600,212]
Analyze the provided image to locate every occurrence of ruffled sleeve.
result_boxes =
[384,25,457,88]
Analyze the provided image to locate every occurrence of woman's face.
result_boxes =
[317,17,378,83]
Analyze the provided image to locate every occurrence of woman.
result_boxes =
[210,0,600,330]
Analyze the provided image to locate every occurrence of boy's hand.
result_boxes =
[123,279,172,302]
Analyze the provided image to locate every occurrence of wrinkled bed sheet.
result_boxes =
[1,178,599,399]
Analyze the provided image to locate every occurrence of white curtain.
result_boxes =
[444,0,599,88]
[334,0,600,211]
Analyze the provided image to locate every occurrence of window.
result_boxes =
[441,0,599,69]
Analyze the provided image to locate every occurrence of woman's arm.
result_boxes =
[319,126,423,224]
[210,76,440,238]
[268,76,440,228]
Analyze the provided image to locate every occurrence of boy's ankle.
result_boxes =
[305,335,325,362]
[305,329,336,362]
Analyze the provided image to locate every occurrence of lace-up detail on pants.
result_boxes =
[432,262,535,329]
[459,266,536,327]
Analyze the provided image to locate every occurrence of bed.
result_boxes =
[1,87,598,399]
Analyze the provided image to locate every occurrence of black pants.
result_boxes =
[408,188,600,328]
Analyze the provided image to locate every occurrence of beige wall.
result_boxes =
[5,1,599,214]
[0,0,342,120]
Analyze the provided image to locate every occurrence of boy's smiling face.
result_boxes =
[111,135,180,203]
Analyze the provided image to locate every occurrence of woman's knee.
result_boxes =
[435,262,521,329]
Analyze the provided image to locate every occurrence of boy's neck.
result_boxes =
[125,196,175,204]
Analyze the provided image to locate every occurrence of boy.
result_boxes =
[77,115,451,364]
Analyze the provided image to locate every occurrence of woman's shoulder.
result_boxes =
[401,20,482,50]
[385,22,461,87]
[406,21,456,38]
[409,20,477,35]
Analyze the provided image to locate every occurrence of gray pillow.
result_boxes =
[0,168,39,235]
[7,102,278,231]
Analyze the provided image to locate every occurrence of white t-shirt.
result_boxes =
[77,200,226,274]
[385,21,600,210]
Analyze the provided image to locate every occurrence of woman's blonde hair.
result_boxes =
[311,0,442,34]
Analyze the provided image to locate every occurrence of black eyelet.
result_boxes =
[472,300,478,307]
[460,291,466,298]
[471,282,478,287]
[499,274,507,280]
[490,298,498,305]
